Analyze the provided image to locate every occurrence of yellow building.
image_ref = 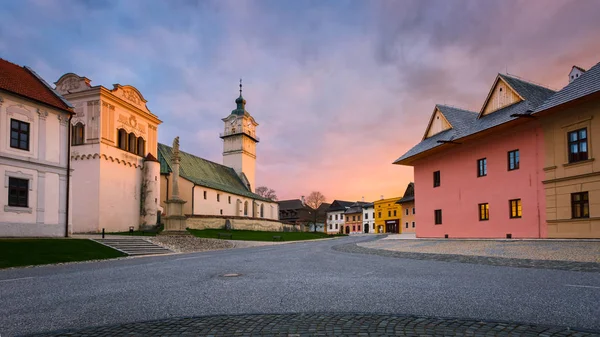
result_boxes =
[539,65,600,238]
[374,196,403,233]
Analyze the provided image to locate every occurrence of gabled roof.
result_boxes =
[157,143,271,202]
[534,61,600,113]
[0,58,73,113]
[397,182,415,204]
[326,200,355,212]
[572,65,587,73]
[394,74,555,165]
[344,202,369,214]
[478,74,555,117]
[278,199,305,211]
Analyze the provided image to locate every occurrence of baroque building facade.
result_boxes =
[55,73,162,233]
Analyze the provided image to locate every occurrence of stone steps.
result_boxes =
[93,238,173,256]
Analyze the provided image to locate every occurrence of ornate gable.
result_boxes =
[480,75,523,117]
[110,84,150,113]
[54,73,91,95]
[423,107,452,139]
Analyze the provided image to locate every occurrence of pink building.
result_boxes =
[394,74,555,238]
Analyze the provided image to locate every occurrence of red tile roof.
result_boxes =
[0,58,73,113]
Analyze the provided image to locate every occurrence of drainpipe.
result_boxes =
[65,114,73,237]
[165,174,169,200]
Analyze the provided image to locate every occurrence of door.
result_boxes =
[345,226,350,234]
[364,224,369,233]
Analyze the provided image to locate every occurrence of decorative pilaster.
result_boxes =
[36,172,46,224]
[37,109,48,161]
[58,115,69,167]
[58,174,67,227]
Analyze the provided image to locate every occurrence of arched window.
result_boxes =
[244,201,248,216]
[260,204,264,218]
[137,137,145,156]
[72,123,85,145]
[128,133,136,154]
[118,129,127,150]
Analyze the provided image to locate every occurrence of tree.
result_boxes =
[255,186,278,201]
[305,191,326,232]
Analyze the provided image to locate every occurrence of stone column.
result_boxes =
[161,136,188,235]
[37,109,48,161]
[172,136,180,200]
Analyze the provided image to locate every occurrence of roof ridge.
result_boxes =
[158,142,236,173]
[25,66,74,110]
[436,104,478,113]
[500,73,557,92]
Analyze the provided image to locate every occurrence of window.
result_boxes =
[128,133,137,153]
[10,119,30,151]
[118,129,127,150]
[8,177,29,207]
[137,137,145,156]
[388,211,391,217]
[477,158,487,177]
[412,221,415,228]
[568,128,588,163]
[353,226,356,231]
[509,199,522,218]
[352,216,355,221]
[478,203,489,221]
[358,225,361,231]
[358,215,361,221]
[412,208,415,214]
[433,170,440,187]
[365,213,368,220]
[228,196,231,204]
[335,224,338,229]
[405,222,408,229]
[393,210,396,217]
[434,209,442,225]
[72,123,85,146]
[405,209,408,216]
[508,150,520,170]
[329,224,332,230]
[378,212,381,218]
[244,201,248,216]
[203,191,207,199]
[260,204,264,218]
[217,194,220,202]
[571,192,589,219]
[329,215,332,220]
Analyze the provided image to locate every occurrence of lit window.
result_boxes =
[478,203,489,221]
[72,123,85,145]
[509,199,522,218]
[571,192,589,219]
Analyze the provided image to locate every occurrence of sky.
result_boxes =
[1,0,599,202]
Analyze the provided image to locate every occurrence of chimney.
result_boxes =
[380,195,384,200]
[301,196,305,206]
[362,196,365,202]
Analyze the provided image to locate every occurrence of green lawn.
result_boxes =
[0,239,126,269]
[188,229,340,241]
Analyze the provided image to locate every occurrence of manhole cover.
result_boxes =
[222,273,241,277]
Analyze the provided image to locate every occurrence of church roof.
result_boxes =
[157,143,272,202]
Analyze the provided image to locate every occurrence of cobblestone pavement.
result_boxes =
[28,313,600,336]
[336,241,600,273]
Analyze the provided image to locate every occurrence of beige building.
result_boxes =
[55,73,162,233]
[538,65,600,238]
[397,182,415,233]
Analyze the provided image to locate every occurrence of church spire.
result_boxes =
[234,78,247,114]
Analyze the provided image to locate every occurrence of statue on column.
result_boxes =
[172,136,180,200]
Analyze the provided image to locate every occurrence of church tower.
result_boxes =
[221,80,259,192]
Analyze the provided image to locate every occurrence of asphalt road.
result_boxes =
[0,235,599,336]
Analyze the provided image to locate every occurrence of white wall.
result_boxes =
[191,184,278,220]
[326,210,346,233]
[363,206,375,233]
[0,93,70,237]
[70,147,100,233]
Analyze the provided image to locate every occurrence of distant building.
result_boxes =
[0,58,73,237]
[362,202,375,233]
[325,200,354,234]
[394,62,600,239]
[374,196,403,233]
[343,202,368,234]
[278,198,329,232]
[397,183,415,233]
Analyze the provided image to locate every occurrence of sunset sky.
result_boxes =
[2,0,599,202]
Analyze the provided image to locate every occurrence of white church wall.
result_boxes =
[44,172,60,225]
[45,114,60,164]
[70,144,101,233]
[98,144,143,232]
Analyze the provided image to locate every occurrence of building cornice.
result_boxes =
[542,170,600,184]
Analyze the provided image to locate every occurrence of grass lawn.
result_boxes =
[0,239,126,269]
[188,228,342,241]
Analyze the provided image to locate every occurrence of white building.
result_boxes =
[55,73,162,233]
[362,202,375,233]
[325,200,354,234]
[0,59,73,237]
[158,83,279,219]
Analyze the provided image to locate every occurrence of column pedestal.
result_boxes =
[161,199,190,235]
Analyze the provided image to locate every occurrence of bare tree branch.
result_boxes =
[255,186,278,201]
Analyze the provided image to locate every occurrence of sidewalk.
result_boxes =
[358,237,600,263]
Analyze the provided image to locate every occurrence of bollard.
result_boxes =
[102,228,105,239]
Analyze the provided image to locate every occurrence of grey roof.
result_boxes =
[397,182,414,204]
[534,62,600,113]
[326,200,355,212]
[278,199,305,211]
[157,143,271,202]
[362,202,374,209]
[344,202,369,214]
[394,74,556,164]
